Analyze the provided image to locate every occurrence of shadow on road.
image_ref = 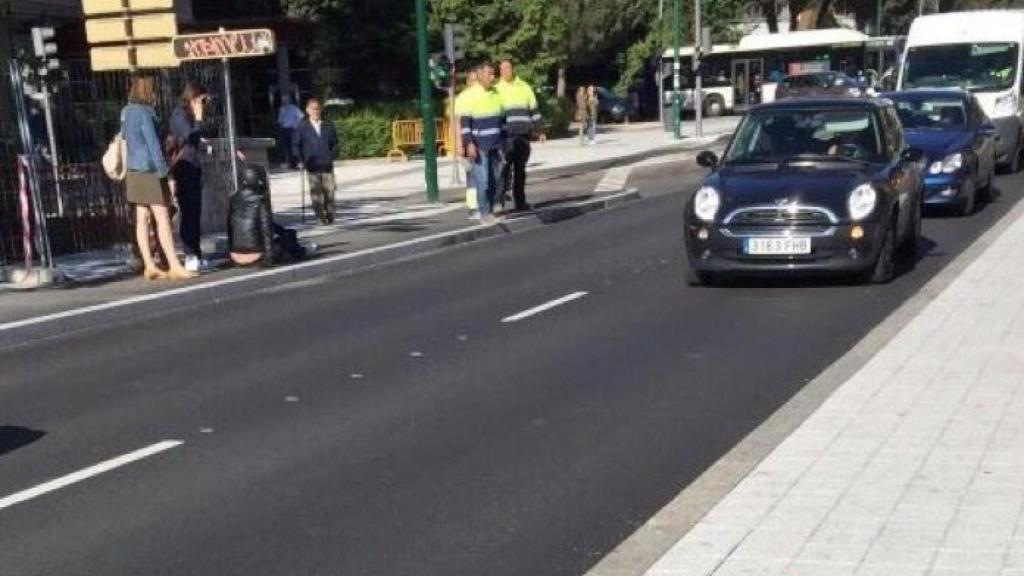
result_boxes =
[0,426,46,457]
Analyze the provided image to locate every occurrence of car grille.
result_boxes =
[727,207,834,227]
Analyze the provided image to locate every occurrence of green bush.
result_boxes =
[332,100,438,160]
[540,95,574,139]
[334,110,393,159]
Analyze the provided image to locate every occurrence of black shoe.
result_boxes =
[512,203,532,213]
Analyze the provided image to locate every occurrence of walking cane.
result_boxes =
[300,166,307,224]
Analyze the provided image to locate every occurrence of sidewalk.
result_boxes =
[265,119,737,217]
[640,201,1024,574]
[0,121,734,330]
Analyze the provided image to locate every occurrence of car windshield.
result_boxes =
[726,108,884,163]
[903,43,1019,92]
[892,96,967,130]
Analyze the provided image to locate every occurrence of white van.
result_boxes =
[899,11,1024,170]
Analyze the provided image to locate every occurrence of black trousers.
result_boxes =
[504,136,531,210]
[174,162,203,257]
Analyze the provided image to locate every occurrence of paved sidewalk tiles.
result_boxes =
[645,205,1024,575]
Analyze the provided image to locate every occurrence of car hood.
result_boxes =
[904,129,973,161]
[709,165,877,216]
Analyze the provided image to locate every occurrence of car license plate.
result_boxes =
[744,237,812,255]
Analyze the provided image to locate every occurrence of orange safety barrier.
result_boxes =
[387,118,455,162]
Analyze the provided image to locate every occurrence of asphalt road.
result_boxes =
[1,157,1022,576]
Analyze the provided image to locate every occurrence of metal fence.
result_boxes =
[1,58,228,265]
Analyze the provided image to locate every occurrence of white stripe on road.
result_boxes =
[0,440,183,512]
[502,291,588,323]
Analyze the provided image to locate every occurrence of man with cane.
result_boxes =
[292,98,340,225]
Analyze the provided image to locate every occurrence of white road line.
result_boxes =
[0,440,183,512]
[502,291,589,323]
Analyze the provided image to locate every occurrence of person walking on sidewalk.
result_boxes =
[576,86,589,146]
[455,69,479,216]
[121,75,196,281]
[168,82,212,272]
[586,85,599,145]
[460,62,506,222]
[277,95,303,170]
[292,98,340,225]
[496,58,543,213]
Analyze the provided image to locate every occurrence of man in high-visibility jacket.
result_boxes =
[460,62,506,221]
[496,58,543,213]
[454,69,479,214]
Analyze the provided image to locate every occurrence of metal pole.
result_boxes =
[40,86,63,216]
[694,0,703,138]
[449,66,461,186]
[415,0,440,203]
[876,0,885,72]
[671,0,682,140]
[221,28,240,194]
[11,60,53,269]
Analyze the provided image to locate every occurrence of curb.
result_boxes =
[0,188,641,350]
[529,134,731,181]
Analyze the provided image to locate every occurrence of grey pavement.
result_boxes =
[0,122,734,328]
[1,157,1022,576]
[639,180,1024,574]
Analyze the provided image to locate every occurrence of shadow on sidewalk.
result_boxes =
[0,426,46,457]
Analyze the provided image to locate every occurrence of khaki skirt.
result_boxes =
[125,171,171,206]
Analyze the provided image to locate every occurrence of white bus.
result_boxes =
[663,29,901,116]
[898,11,1024,170]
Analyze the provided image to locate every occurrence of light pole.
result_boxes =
[415,0,440,203]
[671,0,682,139]
[693,0,703,138]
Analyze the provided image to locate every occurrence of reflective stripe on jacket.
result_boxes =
[459,85,506,152]
[496,77,541,136]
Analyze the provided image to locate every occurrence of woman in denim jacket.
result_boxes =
[122,75,195,280]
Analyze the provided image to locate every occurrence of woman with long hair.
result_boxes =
[122,75,195,280]
[169,81,211,271]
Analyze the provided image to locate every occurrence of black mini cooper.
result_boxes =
[684,98,925,285]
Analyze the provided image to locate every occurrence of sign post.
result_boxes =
[173,28,276,192]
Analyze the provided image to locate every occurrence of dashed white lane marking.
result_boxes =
[595,166,633,193]
[501,291,589,323]
[0,440,183,512]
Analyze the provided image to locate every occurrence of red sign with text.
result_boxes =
[173,29,276,61]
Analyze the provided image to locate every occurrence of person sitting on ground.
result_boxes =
[228,165,307,267]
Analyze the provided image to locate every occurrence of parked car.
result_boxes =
[594,87,629,123]
[683,97,924,285]
[776,72,869,100]
[883,89,996,216]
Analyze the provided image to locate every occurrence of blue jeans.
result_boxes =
[472,149,501,215]
[587,120,597,142]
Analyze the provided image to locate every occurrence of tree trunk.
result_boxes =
[761,0,779,33]
[816,0,835,28]
[557,65,567,98]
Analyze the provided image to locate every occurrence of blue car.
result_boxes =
[884,90,996,216]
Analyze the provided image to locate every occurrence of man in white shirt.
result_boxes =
[277,95,304,170]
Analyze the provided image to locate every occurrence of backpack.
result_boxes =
[102,132,127,181]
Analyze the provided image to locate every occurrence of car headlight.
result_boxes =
[994,92,1018,118]
[928,152,963,175]
[848,184,877,221]
[693,186,721,222]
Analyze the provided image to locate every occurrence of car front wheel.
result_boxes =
[864,217,898,284]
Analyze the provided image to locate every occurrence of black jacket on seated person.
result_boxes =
[291,119,339,173]
[228,185,274,265]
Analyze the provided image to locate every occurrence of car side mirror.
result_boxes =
[901,147,924,163]
[696,151,719,169]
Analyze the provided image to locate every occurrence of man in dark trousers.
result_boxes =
[496,58,543,213]
[292,98,340,224]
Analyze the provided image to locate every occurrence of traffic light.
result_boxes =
[31,27,59,75]
[429,53,451,90]
[444,23,467,62]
